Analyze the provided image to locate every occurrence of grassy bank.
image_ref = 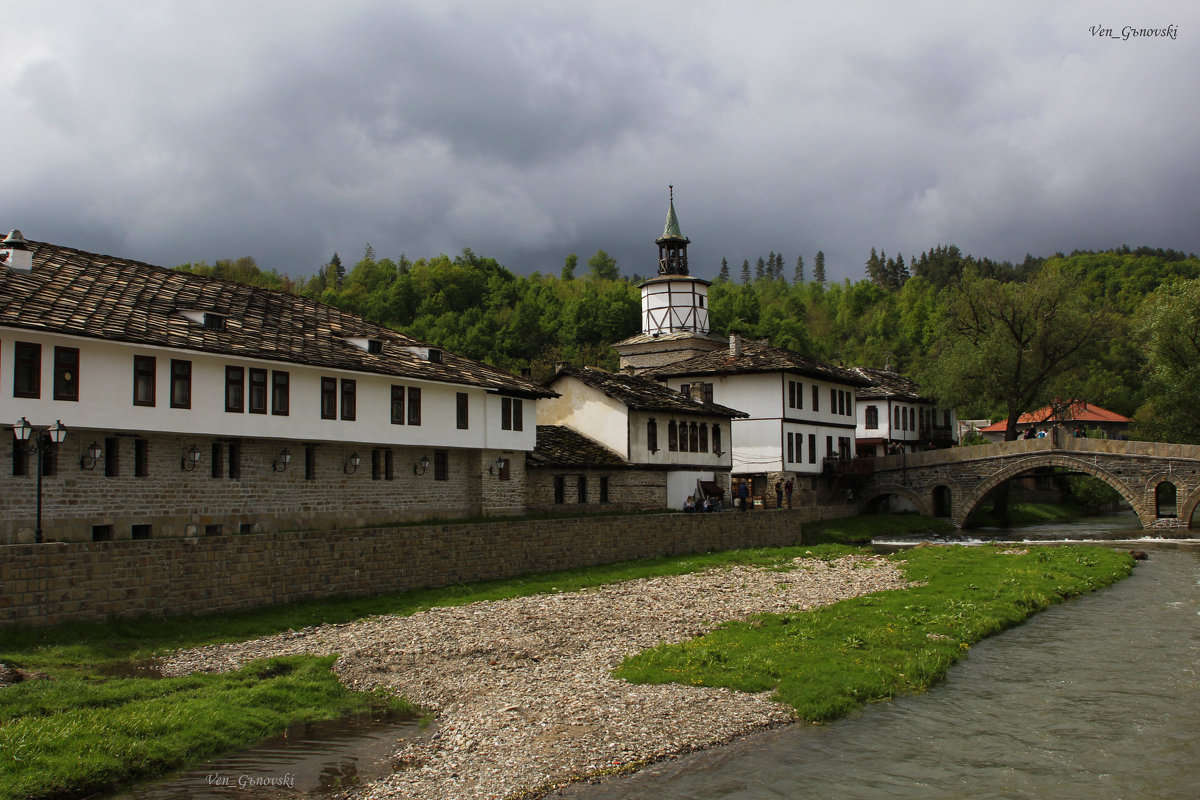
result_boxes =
[614,543,1133,721]
[2,527,1132,799]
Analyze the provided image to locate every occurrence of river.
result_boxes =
[559,519,1200,800]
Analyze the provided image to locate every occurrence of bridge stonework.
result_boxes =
[862,438,1200,529]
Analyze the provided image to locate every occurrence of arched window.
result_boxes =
[1156,482,1178,518]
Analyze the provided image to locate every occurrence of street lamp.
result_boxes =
[13,418,67,544]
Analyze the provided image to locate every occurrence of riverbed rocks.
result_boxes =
[161,554,909,800]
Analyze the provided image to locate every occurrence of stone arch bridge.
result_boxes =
[859,438,1200,529]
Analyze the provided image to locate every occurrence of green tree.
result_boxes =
[741,259,751,284]
[717,257,730,282]
[813,251,826,284]
[1131,278,1200,442]
[587,249,619,281]
[923,263,1110,439]
[794,254,804,284]
[562,253,578,281]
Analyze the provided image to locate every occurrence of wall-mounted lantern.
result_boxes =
[273,448,292,472]
[413,454,430,475]
[344,451,361,474]
[181,444,201,472]
[80,441,102,471]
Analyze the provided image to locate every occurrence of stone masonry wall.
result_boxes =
[1,430,515,544]
[0,509,825,628]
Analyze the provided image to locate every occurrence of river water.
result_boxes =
[560,521,1200,800]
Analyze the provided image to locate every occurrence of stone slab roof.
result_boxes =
[612,329,725,349]
[0,238,553,398]
[528,425,628,468]
[548,365,748,418]
[648,337,871,387]
[850,366,928,401]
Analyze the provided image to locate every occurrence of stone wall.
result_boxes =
[0,508,829,628]
[1,429,522,544]
[526,468,668,512]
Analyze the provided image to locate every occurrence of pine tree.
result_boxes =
[329,252,345,286]
[362,243,376,261]
[755,257,766,281]
[813,251,826,284]
[866,247,882,286]
[741,259,751,284]
[794,254,805,284]
[718,257,730,282]
[767,251,778,280]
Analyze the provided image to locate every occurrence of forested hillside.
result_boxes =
[175,244,1200,443]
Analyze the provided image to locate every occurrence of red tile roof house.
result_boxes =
[977,401,1130,443]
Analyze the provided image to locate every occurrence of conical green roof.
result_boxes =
[658,186,688,242]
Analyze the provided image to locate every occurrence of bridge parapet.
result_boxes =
[872,437,1200,473]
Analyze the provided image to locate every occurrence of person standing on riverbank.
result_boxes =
[738,479,749,512]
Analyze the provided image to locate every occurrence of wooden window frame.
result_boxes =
[13,341,40,399]
[170,359,192,409]
[134,355,156,407]
[271,371,289,416]
[248,368,268,414]
[224,366,244,413]
[53,346,79,402]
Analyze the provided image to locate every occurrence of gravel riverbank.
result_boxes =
[162,554,909,799]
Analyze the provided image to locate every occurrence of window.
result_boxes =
[248,368,267,414]
[501,397,525,431]
[702,383,714,403]
[838,390,846,416]
[679,421,689,452]
[788,380,796,409]
[305,445,316,480]
[170,360,192,409]
[203,313,226,331]
[433,449,448,480]
[134,356,156,407]
[105,437,119,477]
[371,448,383,480]
[131,524,152,540]
[831,388,837,416]
[384,449,394,480]
[826,436,835,457]
[809,433,817,464]
[457,392,469,429]
[53,347,79,401]
[321,377,337,419]
[135,439,149,477]
[211,442,224,478]
[787,432,794,463]
[92,525,114,542]
[712,424,722,455]
[866,405,879,429]
[271,371,289,415]
[577,475,588,504]
[895,407,901,430]
[668,420,678,452]
[812,384,819,412]
[647,418,658,452]
[554,476,565,504]
[408,387,422,425]
[228,441,241,479]
[40,446,57,477]
[14,342,40,398]
[391,385,405,424]
[600,476,609,504]
[225,366,244,412]
[689,422,699,452]
[699,423,708,452]
[340,379,356,421]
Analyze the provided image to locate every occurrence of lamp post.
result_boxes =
[13,418,67,544]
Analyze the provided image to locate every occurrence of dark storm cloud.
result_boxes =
[1,1,1197,283]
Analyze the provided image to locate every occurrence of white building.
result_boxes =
[850,366,957,456]
[0,230,552,543]
[609,191,870,505]
[536,365,745,509]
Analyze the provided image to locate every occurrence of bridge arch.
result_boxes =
[860,483,932,517]
[954,454,1150,528]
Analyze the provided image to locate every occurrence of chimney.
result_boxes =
[0,230,33,272]
[689,381,705,402]
[729,331,742,357]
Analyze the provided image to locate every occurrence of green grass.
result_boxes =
[804,513,957,544]
[614,544,1133,721]
[966,501,1087,528]
[0,656,407,800]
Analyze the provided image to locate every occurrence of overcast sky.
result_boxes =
[2,1,1197,283]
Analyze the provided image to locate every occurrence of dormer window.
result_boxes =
[203,313,226,331]
[405,346,442,363]
[428,349,442,363]
[368,339,383,355]
[344,337,385,354]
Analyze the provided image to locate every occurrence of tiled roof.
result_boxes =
[549,365,748,418]
[0,238,553,398]
[977,401,1130,432]
[528,425,628,468]
[850,366,928,401]
[648,337,871,386]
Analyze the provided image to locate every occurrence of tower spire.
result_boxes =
[656,185,690,275]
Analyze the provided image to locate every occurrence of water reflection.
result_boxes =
[560,538,1200,799]
[103,714,429,800]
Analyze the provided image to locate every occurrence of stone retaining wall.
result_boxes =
[0,506,852,628]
